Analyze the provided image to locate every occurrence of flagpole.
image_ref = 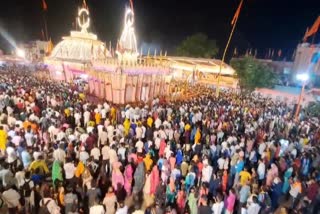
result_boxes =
[43,13,49,41]
[216,0,243,97]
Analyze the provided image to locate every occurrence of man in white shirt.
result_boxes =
[25,130,34,147]
[6,144,17,164]
[257,159,265,183]
[202,159,213,183]
[89,202,105,214]
[90,145,101,161]
[155,118,162,129]
[84,110,91,126]
[74,111,82,126]
[53,144,66,163]
[116,201,128,214]
[158,127,167,140]
[64,158,76,181]
[135,124,143,140]
[1,186,21,211]
[247,196,261,214]
[0,163,14,187]
[212,194,224,214]
[135,140,144,153]
[79,147,90,164]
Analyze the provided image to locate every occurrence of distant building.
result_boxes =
[21,40,49,62]
[292,43,320,74]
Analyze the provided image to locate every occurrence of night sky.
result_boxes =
[0,0,319,60]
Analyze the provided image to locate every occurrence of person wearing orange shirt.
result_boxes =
[95,112,101,125]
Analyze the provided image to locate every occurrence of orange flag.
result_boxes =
[304,16,320,41]
[42,0,48,11]
[231,0,243,25]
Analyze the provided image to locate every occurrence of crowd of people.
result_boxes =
[0,65,319,214]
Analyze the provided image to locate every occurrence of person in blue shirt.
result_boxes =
[233,157,244,187]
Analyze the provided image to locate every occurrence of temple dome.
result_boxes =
[49,31,110,62]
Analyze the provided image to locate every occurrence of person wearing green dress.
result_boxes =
[187,188,198,214]
[52,160,63,188]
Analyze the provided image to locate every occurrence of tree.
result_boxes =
[306,101,320,118]
[230,56,278,92]
[176,33,218,58]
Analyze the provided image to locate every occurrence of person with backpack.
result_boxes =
[64,185,79,214]
[39,190,61,214]
[0,184,22,214]
[20,171,34,213]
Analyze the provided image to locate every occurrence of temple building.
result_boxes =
[45,4,237,104]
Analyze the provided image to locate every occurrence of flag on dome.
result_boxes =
[303,16,320,41]
[42,0,48,11]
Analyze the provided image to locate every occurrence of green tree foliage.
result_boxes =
[306,101,320,118]
[176,33,219,58]
[230,56,278,91]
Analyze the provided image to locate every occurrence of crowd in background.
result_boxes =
[0,66,319,214]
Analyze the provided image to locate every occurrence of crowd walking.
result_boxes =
[0,65,319,214]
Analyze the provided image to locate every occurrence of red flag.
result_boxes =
[42,0,48,11]
[304,16,320,41]
[231,0,243,25]
[129,0,134,10]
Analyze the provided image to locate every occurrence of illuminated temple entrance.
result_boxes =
[45,3,237,104]
[45,5,171,104]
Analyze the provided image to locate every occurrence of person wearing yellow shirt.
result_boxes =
[184,123,191,132]
[29,156,49,176]
[64,108,71,117]
[0,126,7,152]
[95,112,102,125]
[239,167,252,186]
[79,93,85,100]
[23,120,32,130]
[143,154,153,172]
[88,121,95,127]
[147,116,153,128]
[110,106,116,125]
[123,118,131,136]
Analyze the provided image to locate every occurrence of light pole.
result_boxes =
[294,73,309,120]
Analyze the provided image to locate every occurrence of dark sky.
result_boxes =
[0,0,319,59]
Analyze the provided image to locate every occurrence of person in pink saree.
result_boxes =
[112,161,124,191]
[266,163,279,187]
[124,162,134,195]
[150,165,160,195]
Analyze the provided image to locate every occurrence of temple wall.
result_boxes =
[47,60,171,104]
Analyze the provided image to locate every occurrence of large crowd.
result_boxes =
[0,65,319,214]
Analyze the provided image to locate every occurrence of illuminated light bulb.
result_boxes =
[16,48,25,58]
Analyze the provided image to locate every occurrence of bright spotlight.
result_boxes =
[16,48,25,58]
[296,73,309,82]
